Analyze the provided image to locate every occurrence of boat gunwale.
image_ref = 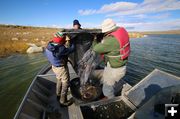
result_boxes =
[13,63,51,119]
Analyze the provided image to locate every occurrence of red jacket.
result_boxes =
[110,27,130,60]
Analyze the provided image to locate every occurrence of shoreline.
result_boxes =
[0,24,180,58]
[0,24,59,58]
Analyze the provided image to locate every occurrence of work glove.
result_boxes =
[65,36,71,48]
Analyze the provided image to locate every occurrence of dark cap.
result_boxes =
[73,19,81,26]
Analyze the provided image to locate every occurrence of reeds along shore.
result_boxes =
[0,24,148,57]
[128,32,145,38]
[0,25,59,57]
[0,40,28,57]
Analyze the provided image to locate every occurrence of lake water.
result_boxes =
[126,34,180,84]
[0,53,48,119]
[0,34,180,119]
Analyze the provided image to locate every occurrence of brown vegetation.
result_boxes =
[0,24,59,57]
[128,32,145,38]
[1,24,178,57]
[142,30,180,34]
[0,40,28,57]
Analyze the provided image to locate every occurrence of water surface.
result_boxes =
[0,34,180,119]
[0,53,47,119]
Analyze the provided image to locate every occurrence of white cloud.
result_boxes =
[81,22,100,28]
[46,22,100,29]
[78,0,180,31]
[79,0,180,16]
[108,0,180,17]
[118,19,180,31]
[49,19,180,31]
[153,13,171,19]
[131,14,148,19]
[98,2,137,13]
[78,2,137,15]
[78,10,97,16]
[51,24,61,28]
[128,13,170,19]
[55,18,180,31]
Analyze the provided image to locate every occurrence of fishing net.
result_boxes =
[77,49,99,85]
[66,30,104,101]
[68,32,94,72]
[77,49,102,101]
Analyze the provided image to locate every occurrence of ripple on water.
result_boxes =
[0,35,180,119]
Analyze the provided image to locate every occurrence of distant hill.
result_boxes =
[0,24,60,57]
[142,30,180,35]
[0,24,179,57]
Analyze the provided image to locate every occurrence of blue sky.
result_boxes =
[0,0,180,31]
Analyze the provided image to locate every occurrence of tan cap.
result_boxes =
[101,18,117,33]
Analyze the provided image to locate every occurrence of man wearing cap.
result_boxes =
[92,18,130,99]
[45,32,74,106]
[73,19,82,30]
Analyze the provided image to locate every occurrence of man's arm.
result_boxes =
[93,37,113,54]
[61,43,75,56]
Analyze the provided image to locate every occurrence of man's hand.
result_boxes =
[65,36,70,41]
[93,35,97,41]
[94,33,104,42]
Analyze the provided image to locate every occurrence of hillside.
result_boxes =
[0,24,179,57]
[0,24,59,57]
[142,30,180,34]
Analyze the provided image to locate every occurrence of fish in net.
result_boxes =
[77,49,101,100]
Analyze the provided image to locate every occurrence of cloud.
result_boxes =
[43,18,180,31]
[51,24,61,28]
[78,0,180,16]
[78,10,97,16]
[117,19,180,31]
[152,13,171,19]
[78,0,180,31]
[78,2,137,15]
[46,22,100,29]
[128,13,170,20]
[108,0,180,17]
[80,22,100,28]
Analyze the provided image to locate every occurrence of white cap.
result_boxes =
[101,18,117,33]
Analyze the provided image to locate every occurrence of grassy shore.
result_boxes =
[0,24,179,58]
[128,32,145,38]
[0,40,28,57]
[142,30,180,34]
[0,24,59,57]
[1,25,142,57]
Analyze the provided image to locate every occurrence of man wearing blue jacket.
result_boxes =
[45,31,74,106]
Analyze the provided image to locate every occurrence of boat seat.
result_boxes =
[125,69,180,108]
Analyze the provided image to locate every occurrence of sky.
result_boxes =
[0,0,180,31]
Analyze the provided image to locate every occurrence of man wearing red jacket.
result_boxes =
[93,19,130,99]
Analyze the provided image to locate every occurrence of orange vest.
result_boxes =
[110,27,130,60]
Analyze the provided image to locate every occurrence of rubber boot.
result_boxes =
[56,79,62,101]
[59,82,73,107]
[60,94,74,107]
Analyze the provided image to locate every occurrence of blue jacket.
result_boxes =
[45,42,74,67]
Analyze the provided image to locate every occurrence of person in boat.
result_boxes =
[92,18,130,99]
[45,31,74,106]
[73,19,82,30]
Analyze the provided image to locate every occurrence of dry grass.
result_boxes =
[128,32,145,38]
[0,40,29,57]
[142,30,180,34]
[2,24,177,57]
[0,24,59,57]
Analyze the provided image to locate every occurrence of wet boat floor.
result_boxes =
[43,64,134,119]
[43,64,81,119]
[45,91,69,119]
[80,100,134,119]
